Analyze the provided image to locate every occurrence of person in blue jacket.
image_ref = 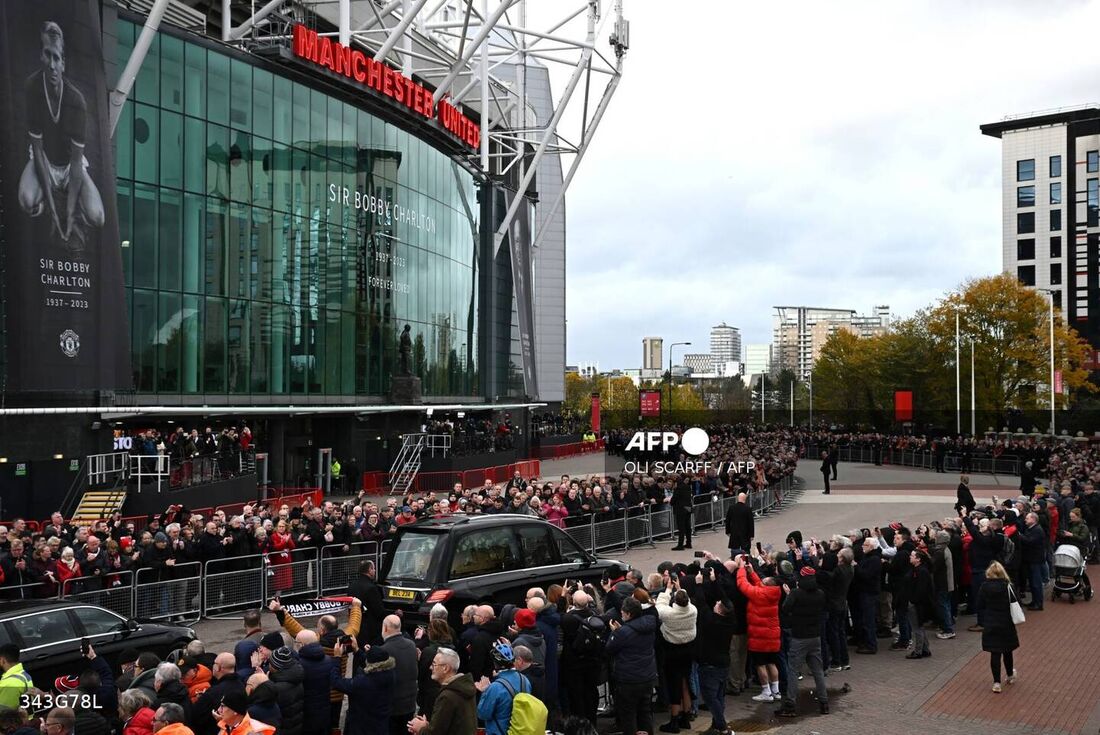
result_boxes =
[475,640,531,735]
[331,640,395,735]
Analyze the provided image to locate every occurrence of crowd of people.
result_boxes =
[122,424,256,489]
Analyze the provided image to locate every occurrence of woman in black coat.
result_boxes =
[905,550,936,659]
[979,561,1019,692]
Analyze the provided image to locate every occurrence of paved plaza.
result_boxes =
[193,457,1100,735]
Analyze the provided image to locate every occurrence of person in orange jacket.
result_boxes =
[215,691,274,735]
[180,659,213,703]
[151,703,195,735]
[733,555,783,703]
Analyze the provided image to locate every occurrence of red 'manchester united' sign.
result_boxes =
[292,24,480,151]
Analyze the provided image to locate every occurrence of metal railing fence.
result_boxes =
[803,443,1023,476]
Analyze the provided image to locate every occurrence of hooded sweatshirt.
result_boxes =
[419,674,477,735]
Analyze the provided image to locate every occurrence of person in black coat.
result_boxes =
[296,637,335,735]
[905,550,935,659]
[955,475,976,515]
[347,560,386,645]
[724,494,754,556]
[192,653,246,735]
[819,452,831,494]
[670,479,694,550]
[978,561,1019,692]
[854,540,881,653]
[267,648,305,735]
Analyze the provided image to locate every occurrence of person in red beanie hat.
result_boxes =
[775,564,829,717]
[509,608,546,669]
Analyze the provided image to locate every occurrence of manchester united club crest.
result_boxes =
[59,329,80,358]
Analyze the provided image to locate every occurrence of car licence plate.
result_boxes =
[387,588,416,600]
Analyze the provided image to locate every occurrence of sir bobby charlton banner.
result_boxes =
[0,0,130,390]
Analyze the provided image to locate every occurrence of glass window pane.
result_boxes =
[159,190,182,290]
[1089,151,1099,173]
[1050,182,1062,205]
[228,299,250,393]
[1051,236,1062,258]
[118,182,133,287]
[133,289,156,392]
[311,89,327,153]
[1016,159,1035,182]
[160,110,183,189]
[254,208,273,301]
[229,131,252,204]
[253,138,273,209]
[184,117,205,193]
[116,100,133,180]
[230,59,252,130]
[1016,186,1034,208]
[158,291,181,392]
[1016,212,1035,234]
[253,69,273,140]
[207,123,230,199]
[1016,239,1034,260]
[228,203,249,299]
[272,142,292,213]
[133,185,158,288]
[182,193,204,294]
[204,296,227,392]
[273,76,293,145]
[293,83,311,147]
[271,302,289,393]
[206,197,228,295]
[207,52,230,126]
[161,35,184,112]
[134,33,159,105]
[1051,209,1062,232]
[182,293,202,393]
[1050,155,1062,178]
[184,43,206,118]
[251,301,270,393]
[133,104,159,184]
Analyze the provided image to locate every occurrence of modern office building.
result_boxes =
[643,337,664,372]
[773,306,891,380]
[710,322,742,364]
[982,107,1100,364]
[683,353,714,374]
[744,343,772,379]
[0,0,626,509]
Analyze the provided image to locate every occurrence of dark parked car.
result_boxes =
[0,601,196,684]
[379,514,623,626]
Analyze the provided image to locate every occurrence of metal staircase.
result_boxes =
[389,433,427,495]
[67,452,130,521]
[72,488,128,522]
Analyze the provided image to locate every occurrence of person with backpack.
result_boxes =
[475,640,546,735]
[558,590,604,726]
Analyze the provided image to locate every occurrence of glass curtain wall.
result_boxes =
[114,21,480,399]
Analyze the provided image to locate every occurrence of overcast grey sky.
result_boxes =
[558,0,1099,369]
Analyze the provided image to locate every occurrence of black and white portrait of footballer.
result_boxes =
[17,20,105,252]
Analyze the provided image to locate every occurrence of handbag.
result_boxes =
[1008,584,1026,625]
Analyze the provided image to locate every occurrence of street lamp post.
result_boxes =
[970,338,976,438]
[809,373,813,428]
[1037,289,1056,436]
[669,341,691,423]
[952,303,966,435]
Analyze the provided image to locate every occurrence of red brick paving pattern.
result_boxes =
[919,589,1100,734]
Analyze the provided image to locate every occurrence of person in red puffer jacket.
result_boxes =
[734,555,783,703]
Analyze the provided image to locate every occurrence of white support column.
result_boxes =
[110,0,171,136]
[374,0,431,62]
[227,0,288,42]
[222,0,232,42]
[433,0,517,105]
[339,0,351,45]
[530,70,619,250]
[480,0,491,173]
[492,2,598,248]
[355,0,406,33]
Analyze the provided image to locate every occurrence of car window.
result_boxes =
[387,532,443,582]
[517,525,560,567]
[10,610,77,649]
[73,606,124,636]
[0,623,13,647]
[551,527,590,563]
[449,528,521,580]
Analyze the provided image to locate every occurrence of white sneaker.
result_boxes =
[751,692,774,702]
[829,665,844,672]
[1006,669,1017,685]
[992,683,1002,693]
[936,632,956,640]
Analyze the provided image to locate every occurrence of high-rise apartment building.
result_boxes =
[982,108,1100,364]
[643,337,664,372]
[773,306,892,380]
[710,323,742,364]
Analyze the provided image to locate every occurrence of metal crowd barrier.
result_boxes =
[134,562,202,622]
[202,553,267,618]
[61,571,135,619]
[805,442,1022,477]
[563,476,793,555]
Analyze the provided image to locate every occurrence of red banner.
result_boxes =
[1054,370,1063,395]
[591,392,601,434]
[640,389,662,417]
[894,390,913,422]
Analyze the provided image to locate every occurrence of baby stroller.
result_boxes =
[1052,544,1093,603]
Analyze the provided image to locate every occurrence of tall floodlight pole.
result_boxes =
[953,303,965,435]
[790,380,794,427]
[809,373,813,428]
[970,338,976,437]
